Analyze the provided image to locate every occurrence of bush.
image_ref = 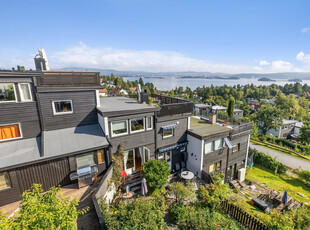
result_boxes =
[143,160,170,192]
[100,196,167,230]
[0,184,86,230]
[251,148,288,174]
[169,202,244,230]
[198,183,229,210]
[170,182,196,203]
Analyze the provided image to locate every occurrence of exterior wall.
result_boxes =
[280,124,295,138]
[186,134,203,177]
[0,170,21,206]
[39,91,98,131]
[233,111,243,120]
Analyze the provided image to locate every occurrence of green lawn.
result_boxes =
[246,164,310,203]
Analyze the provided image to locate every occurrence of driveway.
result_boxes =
[250,142,310,170]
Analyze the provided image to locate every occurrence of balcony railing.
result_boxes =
[231,122,253,135]
[37,71,100,87]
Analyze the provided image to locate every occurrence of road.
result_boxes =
[250,142,310,170]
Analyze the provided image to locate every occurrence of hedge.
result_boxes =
[250,148,288,174]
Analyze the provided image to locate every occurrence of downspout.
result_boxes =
[244,134,251,172]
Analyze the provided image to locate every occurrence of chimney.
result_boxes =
[209,112,216,124]
[137,84,142,103]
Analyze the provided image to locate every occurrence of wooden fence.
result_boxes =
[221,200,270,230]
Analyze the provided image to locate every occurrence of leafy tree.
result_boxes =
[170,182,196,203]
[0,184,87,229]
[256,105,283,135]
[143,160,170,192]
[139,77,144,86]
[300,121,310,144]
[110,144,125,191]
[227,97,235,118]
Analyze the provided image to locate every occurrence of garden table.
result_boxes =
[180,171,195,181]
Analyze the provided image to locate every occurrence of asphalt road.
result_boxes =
[249,142,310,170]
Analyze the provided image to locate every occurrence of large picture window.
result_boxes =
[214,139,223,151]
[146,116,153,130]
[0,83,16,102]
[0,123,22,141]
[163,129,174,138]
[205,141,214,154]
[52,100,73,115]
[76,150,105,168]
[111,120,128,136]
[18,83,32,101]
[130,118,144,133]
[0,172,11,190]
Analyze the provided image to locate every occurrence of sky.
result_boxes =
[0,0,310,73]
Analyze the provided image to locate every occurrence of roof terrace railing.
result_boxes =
[37,71,100,87]
[231,122,253,135]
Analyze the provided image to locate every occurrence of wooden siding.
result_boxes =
[15,157,71,192]
[0,171,22,206]
[39,91,98,130]
[156,117,188,148]
[0,102,41,138]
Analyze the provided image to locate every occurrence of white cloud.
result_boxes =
[259,60,270,66]
[296,51,310,70]
[271,60,293,72]
[301,27,310,33]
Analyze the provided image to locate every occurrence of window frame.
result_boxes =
[163,128,174,139]
[144,147,150,163]
[204,141,214,154]
[0,122,23,142]
[214,138,223,151]
[146,116,153,130]
[130,117,145,134]
[52,100,74,115]
[0,83,17,103]
[111,120,129,137]
[18,83,32,102]
[0,171,11,191]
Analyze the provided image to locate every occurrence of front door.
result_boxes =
[124,148,143,174]
[231,163,237,180]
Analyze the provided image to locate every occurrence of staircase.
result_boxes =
[123,171,143,193]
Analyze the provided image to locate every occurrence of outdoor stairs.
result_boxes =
[123,171,143,193]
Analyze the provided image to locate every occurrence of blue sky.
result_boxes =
[0,0,310,73]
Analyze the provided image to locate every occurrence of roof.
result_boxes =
[99,88,107,93]
[283,119,298,125]
[212,105,227,111]
[188,117,231,138]
[295,121,303,128]
[97,96,160,117]
[234,109,243,112]
[0,124,109,169]
[195,104,211,108]
[129,87,137,93]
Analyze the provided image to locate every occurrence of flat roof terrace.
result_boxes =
[188,117,231,138]
[97,96,160,117]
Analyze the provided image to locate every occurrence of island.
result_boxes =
[258,77,275,82]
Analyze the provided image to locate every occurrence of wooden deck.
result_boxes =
[0,182,101,230]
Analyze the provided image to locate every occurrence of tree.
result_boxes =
[110,144,125,191]
[300,121,310,144]
[143,160,170,192]
[0,184,87,229]
[227,97,235,118]
[256,106,283,135]
[170,182,196,203]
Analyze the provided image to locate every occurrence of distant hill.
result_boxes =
[58,67,310,80]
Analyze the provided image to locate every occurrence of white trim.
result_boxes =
[129,117,145,134]
[52,100,74,115]
[111,120,128,137]
[18,83,32,102]
[180,147,186,152]
[146,116,153,130]
[163,128,174,139]
[143,147,150,163]
[0,83,17,103]
[0,122,23,142]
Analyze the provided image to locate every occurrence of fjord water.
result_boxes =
[123,77,310,91]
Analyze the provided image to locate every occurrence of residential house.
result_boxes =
[98,88,107,97]
[266,119,303,138]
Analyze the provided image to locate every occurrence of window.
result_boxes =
[214,139,223,151]
[205,141,214,154]
[0,123,22,141]
[76,152,96,168]
[0,83,16,102]
[180,147,186,152]
[144,147,149,162]
[18,83,32,101]
[111,120,128,136]
[0,172,11,190]
[209,161,221,173]
[166,151,171,164]
[158,152,165,161]
[163,128,174,138]
[97,150,105,164]
[146,116,153,130]
[232,143,240,153]
[52,100,73,115]
[130,118,144,133]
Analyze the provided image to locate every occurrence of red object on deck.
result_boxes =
[121,170,127,178]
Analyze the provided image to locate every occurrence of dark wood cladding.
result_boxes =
[37,72,100,87]
[39,91,98,130]
[15,157,71,192]
[0,171,22,206]
[0,102,41,138]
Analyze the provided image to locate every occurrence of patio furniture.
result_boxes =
[251,197,270,212]
[180,170,195,181]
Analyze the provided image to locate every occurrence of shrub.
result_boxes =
[198,183,229,210]
[101,196,167,230]
[170,182,196,203]
[0,184,87,230]
[251,148,288,174]
[143,160,170,192]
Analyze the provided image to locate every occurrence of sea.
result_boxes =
[123,77,310,91]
